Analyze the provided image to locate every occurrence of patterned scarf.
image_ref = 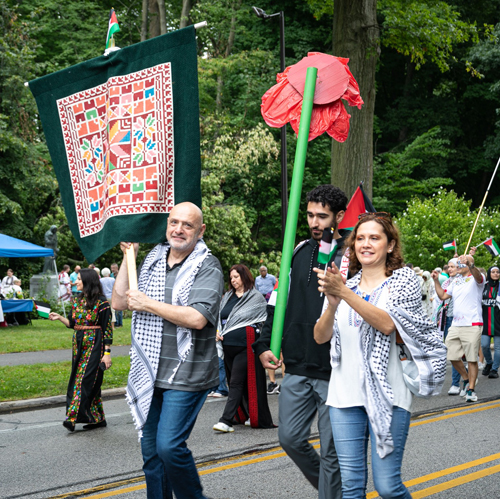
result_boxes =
[218,288,268,337]
[126,239,210,436]
[330,266,447,458]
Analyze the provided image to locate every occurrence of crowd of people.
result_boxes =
[1,183,499,499]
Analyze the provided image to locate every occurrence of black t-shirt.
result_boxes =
[221,293,247,347]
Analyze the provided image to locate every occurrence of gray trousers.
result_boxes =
[278,373,342,499]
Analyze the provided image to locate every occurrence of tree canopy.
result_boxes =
[1,0,500,284]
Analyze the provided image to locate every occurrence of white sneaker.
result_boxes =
[465,389,478,403]
[245,419,251,426]
[213,422,234,433]
[448,385,460,395]
[211,392,225,398]
[459,381,470,397]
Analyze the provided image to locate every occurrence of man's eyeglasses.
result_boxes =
[358,212,392,220]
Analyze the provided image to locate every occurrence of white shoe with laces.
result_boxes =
[448,385,460,395]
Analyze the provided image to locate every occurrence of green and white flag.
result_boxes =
[482,237,500,257]
[318,228,337,265]
[106,9,121,49]
[34,301,51,319]
[443,239,456,251]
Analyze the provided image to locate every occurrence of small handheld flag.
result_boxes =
[443,239,456,251]
[318,227,336,265]
[34,300,51,319]
[481,237,500,257]
[106,9,120,49]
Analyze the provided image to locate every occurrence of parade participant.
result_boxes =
[255,265,276,300]
[58,265,72,302]
[432,254,485,402]
[112,202,224,499]
[69,265,81,296]
[314,213,446,499]
[213,264,274,432]
[481,266,500,378]
[254,184,348,499]
[49,268,113,431]
[437,259,462,395]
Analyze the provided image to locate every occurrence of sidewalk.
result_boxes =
[0,344,131,366]
[0,345,132,414]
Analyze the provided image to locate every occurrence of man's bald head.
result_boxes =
[167,202,206,255]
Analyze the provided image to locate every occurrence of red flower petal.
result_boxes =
[326,102,351,143]
[261,77,302,128]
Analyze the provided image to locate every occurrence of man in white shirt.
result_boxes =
[432,254,485,402]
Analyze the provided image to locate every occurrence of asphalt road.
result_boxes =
[1,362,500,499]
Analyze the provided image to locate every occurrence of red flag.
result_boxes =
[338,184,376,230]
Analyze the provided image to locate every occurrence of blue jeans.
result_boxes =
[329,406,412,499]
[444,316,461,386]
[141,387,209,499]
[115,309,123,327]
[481,335,500,371]
[216,356,228,395]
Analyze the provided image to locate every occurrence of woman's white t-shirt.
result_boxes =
[325,283,412,412]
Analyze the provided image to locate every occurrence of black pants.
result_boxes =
[220,345,247,426]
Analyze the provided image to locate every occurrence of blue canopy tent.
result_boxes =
[0,234,57,323]
[0,234,54,258]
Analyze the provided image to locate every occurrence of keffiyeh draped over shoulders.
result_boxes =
[330,266,446,458]
[126,240,210,436]
[218,287,267,336]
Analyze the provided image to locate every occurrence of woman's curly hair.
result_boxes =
[346,215,404,277]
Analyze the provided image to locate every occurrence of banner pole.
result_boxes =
[464,156,500,254]
[126,246,138,291]
[269,66,318,360]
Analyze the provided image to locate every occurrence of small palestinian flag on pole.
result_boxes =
[34,300,51,319]
[318,227,337,265]
[106,8,120,50]
[339,182,376,230]
[481,237,500,257]
[443,239,456,251]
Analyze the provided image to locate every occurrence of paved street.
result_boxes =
[1,361,500,499]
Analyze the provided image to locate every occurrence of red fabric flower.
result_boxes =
[261,52,363,142]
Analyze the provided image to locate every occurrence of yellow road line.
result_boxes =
[410,402,500,427]
[366,453,500,498]
[412,464,500,498]
[50,401,500,498]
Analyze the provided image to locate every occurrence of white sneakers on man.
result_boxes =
[213,422,234,433]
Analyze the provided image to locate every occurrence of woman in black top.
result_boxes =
[213,264,275,432]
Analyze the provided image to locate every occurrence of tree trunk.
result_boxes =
[157,0,167,35]
[141,0,148,41]
[331,0,379,198]
[180,0,193,29]
[148,0,160,39]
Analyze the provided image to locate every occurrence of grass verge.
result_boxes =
[0,356,130,401]
[0,318,132,354]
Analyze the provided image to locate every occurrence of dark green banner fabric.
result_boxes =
[29,26,201,262]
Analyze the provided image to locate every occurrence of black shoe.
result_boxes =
[489,370,499,379]
[83,420,107,430]
[63,420,75,432]
[482,364,493,376]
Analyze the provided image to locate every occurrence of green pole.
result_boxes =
[270,66,318,359]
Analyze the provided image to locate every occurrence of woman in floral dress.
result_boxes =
[50,268,113,431]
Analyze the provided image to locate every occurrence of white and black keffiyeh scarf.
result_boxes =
[126,240,210,436]
[330,266,447,458]
[218,288,267,337]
